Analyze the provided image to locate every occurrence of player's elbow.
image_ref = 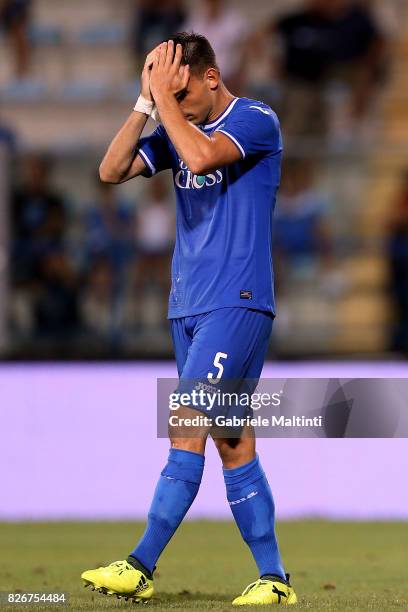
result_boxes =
[99,163,121,184]
[188,155,211,176]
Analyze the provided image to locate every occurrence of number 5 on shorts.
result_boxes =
[207,352,228,384]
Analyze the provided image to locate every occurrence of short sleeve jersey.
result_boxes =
[137,97,283,319]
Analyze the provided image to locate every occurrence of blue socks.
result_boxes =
[129,448,204,575]
[129,450,284,580]
[223,454,285,579]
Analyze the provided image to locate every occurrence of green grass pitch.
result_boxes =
[0,521,407,611]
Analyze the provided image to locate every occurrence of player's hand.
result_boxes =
[150,41,190,101]
[140,45,160,101]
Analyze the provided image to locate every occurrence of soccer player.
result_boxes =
[81,33,297,606]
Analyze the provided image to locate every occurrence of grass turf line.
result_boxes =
[0,521,407,611]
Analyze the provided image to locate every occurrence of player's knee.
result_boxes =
[169,436,206,454]
[168,417,206,452]
[168,406,209,454]
[214,437,255,469]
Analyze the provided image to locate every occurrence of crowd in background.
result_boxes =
[8,155,175,353]
[1,0,407,356]
[1,0,388,144]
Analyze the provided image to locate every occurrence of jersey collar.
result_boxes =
[202,97,239,130]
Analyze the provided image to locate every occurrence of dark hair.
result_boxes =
[168,31,219,75]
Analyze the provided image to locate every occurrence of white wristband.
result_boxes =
[134,95,154,115]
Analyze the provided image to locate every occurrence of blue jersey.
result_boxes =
[137,97,283,319]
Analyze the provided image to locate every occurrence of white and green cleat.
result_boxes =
[232,574,297,605]
[81,559,154,603]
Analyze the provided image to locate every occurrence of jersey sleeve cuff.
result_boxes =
[138,148,156,175]
[216,129,246,159]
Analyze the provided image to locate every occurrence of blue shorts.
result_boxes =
[170,307,273,417]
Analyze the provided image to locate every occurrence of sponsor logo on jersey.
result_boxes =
[175,159,223,190]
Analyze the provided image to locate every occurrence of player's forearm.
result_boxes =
[154,94,214,175]
[99,111,149,183]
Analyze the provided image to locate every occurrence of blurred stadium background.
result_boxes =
[1,0,408,528]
